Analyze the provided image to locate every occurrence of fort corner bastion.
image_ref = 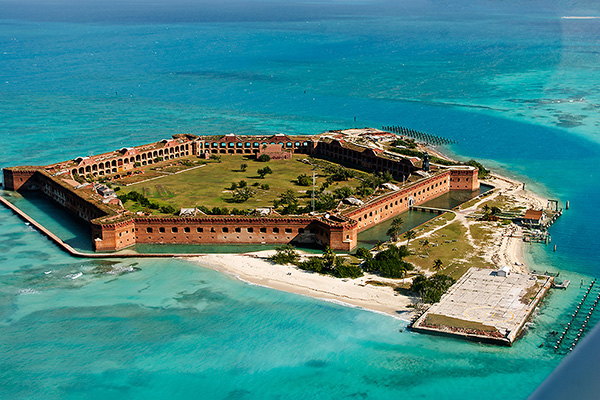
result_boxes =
[2,128,479,253]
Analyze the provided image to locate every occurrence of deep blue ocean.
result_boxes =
[1,0,600,398]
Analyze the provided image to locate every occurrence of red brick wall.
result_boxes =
[93,219,136,251]
[93,216,358,252]
[449,168,480,191]
[2,169,37,191]
[346,171,451,233]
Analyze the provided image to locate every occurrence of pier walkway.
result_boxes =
[409,205,453,214]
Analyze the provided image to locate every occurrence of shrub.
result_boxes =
[334,259,363,278]
[269,244,300,265]
[410,274,456,303]
[257,154,271,162]
[355,247,372,260]
[159,204,177,214]
[298,257,324,273]
[297,173,312,186]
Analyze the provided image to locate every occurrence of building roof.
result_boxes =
[524,209,543,220]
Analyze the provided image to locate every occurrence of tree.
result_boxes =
[314,192,338,212]
[404,229,417,247]
[381,171,393,183]
[240,163,248,172]
[159,204,176,214]
[333,186,354,199]
[274,189,298,214]
[410,273,455,303]
[269,244,299,265]
[386,217,404,242]
[297,173,312,186]
[257,166,272,178]
[238,180,247,188]
[361,245,413,278]
[355,247,373,260]
[232,187,255,203]
[433,258,443,272]
[257,154,271,162]
[333,257,363,278]
[322,246,336,271]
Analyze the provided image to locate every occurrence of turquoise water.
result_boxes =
[1,1,600,398]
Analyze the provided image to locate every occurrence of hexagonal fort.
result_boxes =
[2,128,479,252]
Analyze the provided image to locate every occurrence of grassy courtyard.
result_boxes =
[118,155,362,211]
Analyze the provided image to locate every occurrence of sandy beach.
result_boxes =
[186,172,549,320]
[189,251,417,320]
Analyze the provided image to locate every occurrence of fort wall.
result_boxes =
[449,167,480,191]
[3,169,38,191]
[345,171,452,233]
[311,139,416,181]
[3,132,479,253]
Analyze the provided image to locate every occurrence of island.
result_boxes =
[0,127,562,345]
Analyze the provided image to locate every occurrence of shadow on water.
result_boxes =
[356,184,492,249]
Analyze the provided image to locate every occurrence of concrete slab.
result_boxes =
[411,267,553,345]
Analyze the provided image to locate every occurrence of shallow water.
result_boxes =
[1,1,600,398]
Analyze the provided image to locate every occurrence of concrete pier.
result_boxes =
[411,267,553,345]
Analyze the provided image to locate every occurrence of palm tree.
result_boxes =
[433,258,443,272]
[386,216,404,242]
[404,229,416,247]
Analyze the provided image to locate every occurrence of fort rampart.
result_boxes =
[2,131,479,253]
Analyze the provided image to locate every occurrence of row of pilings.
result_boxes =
[554,278,599,353]
[382,125,456,145]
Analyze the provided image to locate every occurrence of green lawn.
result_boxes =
[119,155,361,210]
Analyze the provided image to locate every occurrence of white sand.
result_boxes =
[188,251,416,320]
